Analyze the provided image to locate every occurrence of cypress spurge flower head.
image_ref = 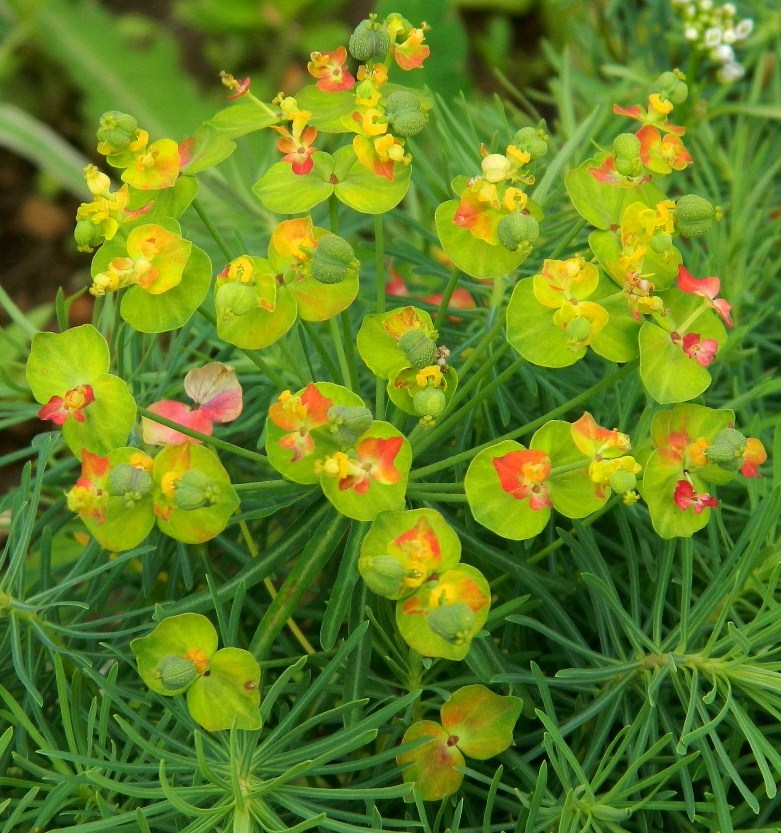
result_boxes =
[131,613,261,732]
[397,685,522,800]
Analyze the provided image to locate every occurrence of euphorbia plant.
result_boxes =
[8,6,778,831]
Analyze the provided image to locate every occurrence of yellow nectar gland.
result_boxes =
[184,647,209,675]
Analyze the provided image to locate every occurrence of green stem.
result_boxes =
[329,317,354,390]
[340,311,360,391]
[233,480,304,493]
[406,491,468,503]
[433,267,461,330]
[548,459,589,478]
[548,218,588,260]
[192,199,234,262]
[374,213,386,420]
[278,334,310,386]
[409,360,638,481]
[137,406,269,466]
[300,320,341,383]
[329,193,340,235]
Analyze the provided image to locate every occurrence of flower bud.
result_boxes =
[398,329,437,368]
[173,469,219,511]
[84,165,112,196]
[675,194,716,238]
[651,70,688,105]
[97,111,139,150]
[327,405,374,446]
[512,126,549,160]
[348,17,391,62]
[155,654,198,691]
[311,235,357,284]
[565,316,592,346]
[481,153,512,183]
[384,91,427,137]
[496,212,539,252]
[358,554,407,597]
[74,219,105,253]
[427,602,475,645]
[650,232,673,253]
[107,463,153,506]
[413,387,447,419]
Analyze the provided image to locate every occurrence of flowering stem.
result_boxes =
[433,267,461,330]
[192,198,234,262]
[406,490,468,503]
[137,406,270,466]
[329,193,340,234]
[548,459,590,478]
[374,213,386,420]
[408,359,638,480]
[329,317,354,391]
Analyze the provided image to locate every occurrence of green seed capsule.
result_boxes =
[427,602,475,645]
[97,111,139,149]
[496,212,539,252]
[675,194,716,238]
[173,469,218,511]
[327,405,374,446]
[156,654,198,691]
[311,236,357,284]
[358,554,406,598]
[413,387,447,418]
[398,329,437,368]
[348,18,391,62]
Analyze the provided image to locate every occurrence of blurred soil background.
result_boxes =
[0,0,559,488]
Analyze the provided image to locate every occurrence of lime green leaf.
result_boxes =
[564,155,668,230]
[435,200,528,279]
[253,152,335,214]
[121,244,211,333]
[641,453,714,538]
[589,274,641,363]
[320,422,411,521]
[530,421,604,519]
[205,102,280,139]
[153,444,240,544]
[464,440,551,540]
[333,145,411,215]
[358,508,462,600]
[396,564,491,661]
[295,85,356,132]
[128,176,199,224]
[79,447,155,551]
[187,647,261,731]
[130,613,218,697]
[290,264,359,322]
[266,383,365,485]
[26,324,109,402]
[61,374,137,457]
[178,125,236,175]
[505,278,585,368]
[440,684,522,760]
[397,720,464,801]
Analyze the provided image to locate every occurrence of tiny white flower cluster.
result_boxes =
[670,0,753,83]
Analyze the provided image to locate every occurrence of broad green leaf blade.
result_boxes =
[187,647,261,731]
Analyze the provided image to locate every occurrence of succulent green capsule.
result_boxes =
[156,654,198,691]
[217,283,258,320]
[398,329,437,368]
[705,428,747,469]
[97,111,139,149]
[496,212,539,252]
[675,195,716,238]
[173,469,218,511]
[413,387,447,419]
[358,554,406,598]
[311,235,357,284]
[385,91,427,137]
[427,602,475,645]
[107,464,153,505]
[327,405,374,446]
[348,17,391,62]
